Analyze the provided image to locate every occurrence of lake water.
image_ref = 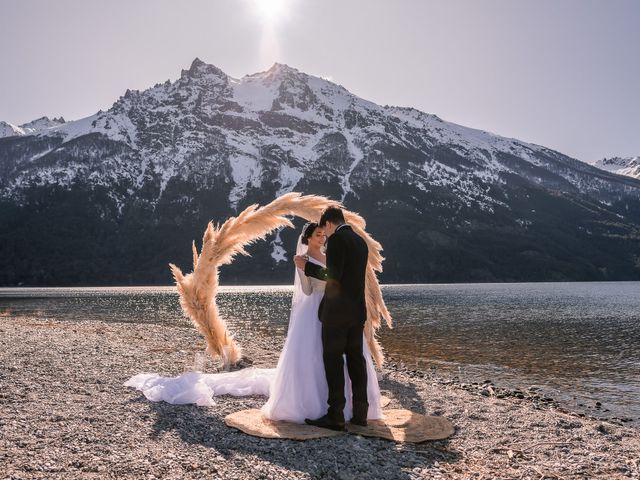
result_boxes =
[1,282,639,424]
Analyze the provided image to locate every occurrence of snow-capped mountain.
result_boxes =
[1,58,640,286]
[0,116,65,138]
[593,156,640,180]
[3,59,639,208]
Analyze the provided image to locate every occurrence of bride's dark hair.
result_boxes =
[301,222,318,245]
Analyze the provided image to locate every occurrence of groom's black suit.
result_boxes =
[304,224,369,422]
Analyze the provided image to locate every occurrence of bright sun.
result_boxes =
[253,0,287,23]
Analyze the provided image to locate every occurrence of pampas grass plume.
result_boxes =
[170,193,392,368]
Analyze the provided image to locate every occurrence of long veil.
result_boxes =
[291,233,308,309]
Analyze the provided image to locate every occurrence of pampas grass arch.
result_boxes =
[169,192,392,368]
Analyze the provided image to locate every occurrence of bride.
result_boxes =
[125,223,383,423]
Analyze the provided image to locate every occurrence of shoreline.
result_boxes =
[1,316,639,479]
[2,279,640,290]
[384,358,638,428]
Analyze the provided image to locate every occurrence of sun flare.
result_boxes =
[253,0,287,23]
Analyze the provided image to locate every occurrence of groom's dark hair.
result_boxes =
[319,206,345,227]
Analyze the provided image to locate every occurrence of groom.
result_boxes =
[294,206,369,431]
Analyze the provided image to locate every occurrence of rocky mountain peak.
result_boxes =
[241,63,303,91]
[266,62,300,77]
[598,156,639,167]
[20,116,66,131]
[180,57,228,82]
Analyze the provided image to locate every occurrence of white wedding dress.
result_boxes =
[125,249,383,423]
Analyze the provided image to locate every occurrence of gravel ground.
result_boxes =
[1,315,639,479]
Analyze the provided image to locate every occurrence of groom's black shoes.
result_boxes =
[305,414,346,431]
[349,417,367,427]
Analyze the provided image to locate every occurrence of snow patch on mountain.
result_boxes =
[275,163,304,197]
[387,106,546,169]
[341,131,365,202]
[229,155,263,207]
[270,229,288,263]
[594,156,640,179]
[0,121,24,138]
[232,74,280,112]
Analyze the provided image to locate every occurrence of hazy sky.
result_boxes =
[1,0,638,162]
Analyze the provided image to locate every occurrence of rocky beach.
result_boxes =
[1,315,639,479]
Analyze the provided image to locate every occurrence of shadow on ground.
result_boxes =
[139,392,460,479]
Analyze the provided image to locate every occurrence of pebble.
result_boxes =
[1,316,638,480]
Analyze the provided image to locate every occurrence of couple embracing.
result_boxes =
[261,206,383,430]
[125,206,383,426]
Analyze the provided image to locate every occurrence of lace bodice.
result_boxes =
[296,257,326,295]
